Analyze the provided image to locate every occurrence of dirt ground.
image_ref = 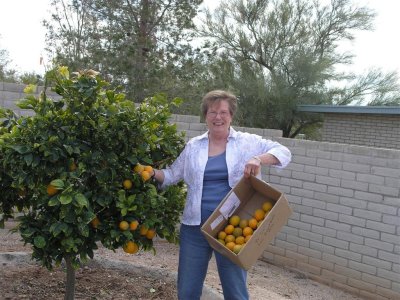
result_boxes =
[0,220,365,300]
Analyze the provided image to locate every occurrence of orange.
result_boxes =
[254,209,265,221]
[225,235,235,243]
[239,219,248,229]
[139,224,149,236]
[232,227,243,237]
[123,179,133,190]
[224,224,234,235]
[235,236,245,245]
[225,241,236,251]
[233,244,243,254]
[141,171,151,181]
[123,241,139,254]
[129,220,139,231]
[218,239,225,245]
[242,226,253,237]
[119,220,129,231]
[218,231,227,240]
[144,165,153,173]
[229,215,240,227]
[262,201,273,212]
[91,216,100,228]
[245,235,252,243]
[248,218,258,229]
[47,184,58,196]
[133,164,145,174]
[146,229,156,239]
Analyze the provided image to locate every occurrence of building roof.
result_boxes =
[297,105,400,115]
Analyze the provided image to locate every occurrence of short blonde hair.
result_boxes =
[201,90,237,118]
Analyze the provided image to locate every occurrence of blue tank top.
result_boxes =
[201,151,231,223]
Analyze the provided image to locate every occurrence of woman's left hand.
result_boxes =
[244,156,261,178]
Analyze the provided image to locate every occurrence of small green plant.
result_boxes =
[0,67,186,300]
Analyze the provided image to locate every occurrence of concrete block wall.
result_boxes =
[322,113,400,150]
[264,138,400,300]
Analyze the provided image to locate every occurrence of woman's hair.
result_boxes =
[201,90,237,118]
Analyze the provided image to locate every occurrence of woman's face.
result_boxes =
[205,100,232,136]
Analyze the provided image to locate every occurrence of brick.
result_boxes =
[377,268,400,283]
[376,286,400,300]
[371,166,400,178]
[299,229,323,242]
[293,155,317,166]
[365,238,394,252]
[347,278,377,293]
[322,252,348,266]
[339,214,366,227]
[383,215,400,226]
[326,220,351,232]
[354,208,382,221]
[327,186,354,197]
[290,187,314,198]
[355,191,384,202]
[286,234,310,247]
[340,197,367,209]
[323,236,349,250]
[321,269,348,283]
[351,226,380,239]
[369,184,399,197]
[348,260,377,275]
[350,243,378,257]
[300,214,325,226]
[302,198,326,209]
[303,182,327,193]
[326,203,352,215]
[337,231,364,244]
[308,257,334,270]
[287,219,311,231]
[357,173,385,185]
[274,239,298,252]
[334,264,362,279]
[313,208,339,221]
[304,165,328,175]
[311,224,336,237]
[366,220,396,234]
[273,254,297,267]
[341,179,369,191]
[317,158,343,170]
[297,261,321,275]
[286,250,308,263]
[363,255,393,270]
[362,273,391,288]
[342,162,371,173]
[378,250,400,263]
[314,192,340,204]
[335,248,362,262]
[368,202,398,215]
[316,175,340,186]
[310,241,335,254]
[291,171,316,182]
[381,233,400,246]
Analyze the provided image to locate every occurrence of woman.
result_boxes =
[151,90,291,300]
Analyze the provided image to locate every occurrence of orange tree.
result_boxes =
[0,67,186,299]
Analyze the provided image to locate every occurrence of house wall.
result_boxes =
[321,113,400,150]
[2,82,400,299]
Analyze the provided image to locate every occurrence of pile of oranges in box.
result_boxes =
[216,200,274,254]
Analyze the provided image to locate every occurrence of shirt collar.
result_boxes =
[198,127,238,141]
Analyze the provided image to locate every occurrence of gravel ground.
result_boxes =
[0,220,365,300]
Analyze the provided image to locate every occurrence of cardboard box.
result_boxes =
[201,175,292,270]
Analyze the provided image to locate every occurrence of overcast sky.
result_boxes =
[1,0,400,77]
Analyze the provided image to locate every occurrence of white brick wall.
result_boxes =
[322,113,400,150]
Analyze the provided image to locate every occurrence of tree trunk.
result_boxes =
[64,256,76,300]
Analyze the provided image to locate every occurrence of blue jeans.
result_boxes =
[177,222,249,300]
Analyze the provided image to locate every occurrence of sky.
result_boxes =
[0,0,400,77]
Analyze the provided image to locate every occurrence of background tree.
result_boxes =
[198,0,400,137]
[0,67,186,299]
[44,0,203,101]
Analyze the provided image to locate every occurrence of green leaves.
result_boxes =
[0,66,186,273]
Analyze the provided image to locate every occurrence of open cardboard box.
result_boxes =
[201,175,292,270]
